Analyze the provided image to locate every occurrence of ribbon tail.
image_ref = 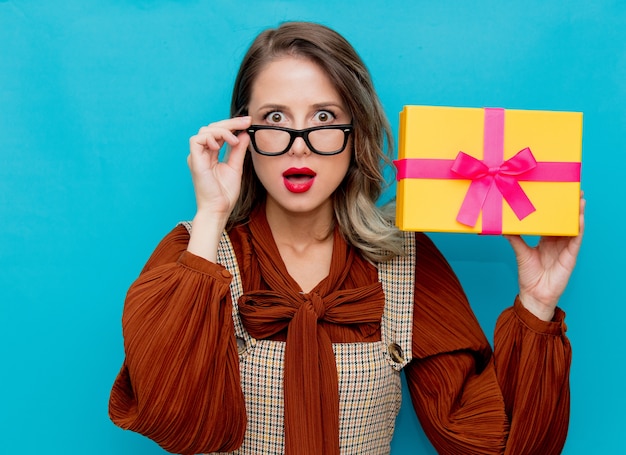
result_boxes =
[496,175,536,220]
[456,177,493,227]
[283,308,323,455]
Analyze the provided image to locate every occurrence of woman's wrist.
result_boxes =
[518,292,557,322]
[186,210,229,262]
[513,297,567,335]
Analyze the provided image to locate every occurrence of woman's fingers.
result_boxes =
[226,131,249,172]
[191,116,252,154]
[567,189,585,240]
[188,117,252,170]
[503,234,529,259]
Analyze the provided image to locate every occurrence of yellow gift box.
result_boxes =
[394,105,582,235]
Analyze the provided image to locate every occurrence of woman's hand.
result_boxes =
[504,193,586,321]
[187,116,252,218]
[186,116,251,262]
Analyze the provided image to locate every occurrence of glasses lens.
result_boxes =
[254,129,291,155]
[308,128,346,154]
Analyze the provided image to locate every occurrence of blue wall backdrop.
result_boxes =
[1,1,624,453]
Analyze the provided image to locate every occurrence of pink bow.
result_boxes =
[451,147,537,228]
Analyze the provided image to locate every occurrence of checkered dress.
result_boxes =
[181,223,415,455]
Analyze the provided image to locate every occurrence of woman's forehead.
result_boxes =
[248,57,345,110]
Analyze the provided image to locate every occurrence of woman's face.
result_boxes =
[247,56,352,219]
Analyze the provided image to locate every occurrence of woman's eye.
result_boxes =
[265,111,284,124]
[315,110,335,123]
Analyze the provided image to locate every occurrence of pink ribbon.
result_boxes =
[394,107,581,234]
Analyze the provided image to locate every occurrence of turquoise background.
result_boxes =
[1,1,624,453]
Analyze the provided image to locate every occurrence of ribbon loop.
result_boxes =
[499,147,536,174]
[450,151,490,179]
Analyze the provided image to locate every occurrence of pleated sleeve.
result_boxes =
[405,233,571,454]
[108,225,246,454]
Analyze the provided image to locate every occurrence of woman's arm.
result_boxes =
[494,299,571,454]
[109,225,246,454]
[404,233,570,454]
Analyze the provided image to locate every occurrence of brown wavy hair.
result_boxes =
[228,21,404,262]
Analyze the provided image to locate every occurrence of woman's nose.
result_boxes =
[288,136,311,156]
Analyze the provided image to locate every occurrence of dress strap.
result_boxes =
[378,231,416,370]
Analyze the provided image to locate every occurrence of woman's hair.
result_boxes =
[228,21,405,262]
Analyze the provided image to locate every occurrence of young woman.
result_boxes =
[109,21,584,455]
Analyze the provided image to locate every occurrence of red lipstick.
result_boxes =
[282,167,316,193]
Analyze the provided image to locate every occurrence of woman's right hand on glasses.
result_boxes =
[186,116,251,262]
[187,116,252,217]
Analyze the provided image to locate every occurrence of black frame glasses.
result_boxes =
[247,124,353,156]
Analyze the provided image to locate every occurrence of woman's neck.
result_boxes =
[263,199,335,293]
[264,198,335,251]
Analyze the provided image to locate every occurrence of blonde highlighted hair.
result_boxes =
[228,21,405,262]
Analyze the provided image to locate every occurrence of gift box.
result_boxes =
[394,105,582,235]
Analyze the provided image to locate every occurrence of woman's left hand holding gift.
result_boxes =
[505,193,586,321]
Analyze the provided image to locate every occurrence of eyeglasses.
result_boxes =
[247,124,353,156]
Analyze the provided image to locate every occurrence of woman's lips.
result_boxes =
[283,167,316,193]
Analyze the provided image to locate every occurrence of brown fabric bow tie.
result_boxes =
[238,212,384,455]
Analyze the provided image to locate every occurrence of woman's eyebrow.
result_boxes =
[254,103,289,112]
[311,102,346,110]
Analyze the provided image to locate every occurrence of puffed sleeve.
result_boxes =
[108,225,246,454]
[404,233,571,455]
